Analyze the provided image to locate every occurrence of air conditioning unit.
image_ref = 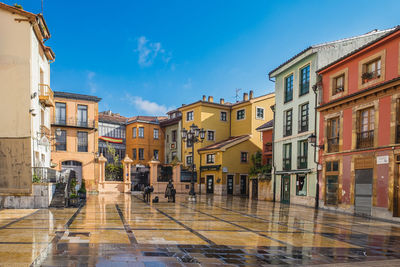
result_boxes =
[170,142,176,149]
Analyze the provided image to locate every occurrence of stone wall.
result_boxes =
[0,183,56,208]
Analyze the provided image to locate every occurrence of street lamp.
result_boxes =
[181,123,206,201]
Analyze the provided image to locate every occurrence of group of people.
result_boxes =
[143,180,176,203]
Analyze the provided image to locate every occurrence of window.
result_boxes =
[237,109,245,120]
[166,134,169,143]
[172,130,177,142]
[325,161,339,205]
[187,111,194,121]
[77,105,88,127]
[55,130,66,151]
[153,150,159,160]
[171,151,177,161]
[153,128,159,139]
[296,174,307,196]
[77,131,88,152]
[186,155,193,165]
[327,117,340,152]
[138,127,144,138]
[132,148,137,160]
[207,130,215,141]
[138,148,144,160]
[297,140,308,169]
[362,57,381,83]
[256,107,264,119]
[299,65,310,95]
[333,74,345,95]
[397,99,400,143]
[283,109,292,137]
[283,143,291,170]
[132,127,137,138]
[55,102,66,125]
[240,152,248,163]
[357,107,374,149]
[221,111,227,121]
[299,103,309,133]
[284,74,293,103]
[206,154,215,164]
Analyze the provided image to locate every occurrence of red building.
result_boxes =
[316,27,400,220]
[256,120,273,166]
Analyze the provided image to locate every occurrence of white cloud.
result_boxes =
[87,71,97,94]
[183,78,192,89]
[125,93,174,115]
[134,36,171,67]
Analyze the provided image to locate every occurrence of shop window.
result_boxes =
[296,174,307,196]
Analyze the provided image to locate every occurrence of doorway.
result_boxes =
[240,175,247,195]
[251,179,258,199]
[355,168,373,216]
[394,163,400,217]
[281,175,290,204]
[206,175,214,194]
[227,175,234,195]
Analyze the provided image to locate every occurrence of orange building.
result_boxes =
[125,116,166,189]
[50,91,101,191]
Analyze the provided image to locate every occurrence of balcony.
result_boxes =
[327,137,339,153]
[52,117,97,129]
[39,84,55,107]
[297,156,307,169]
[40,125,51,137]
[356,130,374,149]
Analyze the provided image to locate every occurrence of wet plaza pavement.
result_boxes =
[2,194,400,266]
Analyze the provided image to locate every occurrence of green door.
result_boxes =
[281,175,290,204]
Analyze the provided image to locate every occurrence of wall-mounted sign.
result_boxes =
[222,167,228,173]
[377,155,389,165]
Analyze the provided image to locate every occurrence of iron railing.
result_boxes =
[356,130,374,149]
[327,137,339,152]
[52,117,97,129]
[32,167,57,183]
[298,118,309,133]
[282,158,291,171]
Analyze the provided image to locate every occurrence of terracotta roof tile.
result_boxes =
[198,135,249,152]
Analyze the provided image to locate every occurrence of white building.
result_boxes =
[0,3,55,198]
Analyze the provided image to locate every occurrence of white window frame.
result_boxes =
[186,111,194,121]
[207,130,215,141]
[206,154,215,164]
[236,109,246,120]
[256,107,265,120]
[220,111,227,122]
[153,128,159,139]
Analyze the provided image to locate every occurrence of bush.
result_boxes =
[32,174,40,183]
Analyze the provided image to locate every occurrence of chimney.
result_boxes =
[202,95,206,101]
[249,90,254,99]
[220,98,225,104]
[208,96,214,102]
[243,93,249,101]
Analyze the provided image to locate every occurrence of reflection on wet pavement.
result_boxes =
[1,193,400,266]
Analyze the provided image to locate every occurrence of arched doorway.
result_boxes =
[62,161,83,185]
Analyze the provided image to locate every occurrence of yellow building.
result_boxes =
[178,91,275,195]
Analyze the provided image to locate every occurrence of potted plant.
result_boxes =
[69,193,79,206]
[78,180,87,199]
[362,72,373,83]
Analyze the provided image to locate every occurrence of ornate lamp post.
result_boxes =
[181,123,206,201]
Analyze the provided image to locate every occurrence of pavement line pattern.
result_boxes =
[0,209,41,230]
[115,204,138,244]
[132,195,216,245]
[179,203,292,247]
[30,205,84,267]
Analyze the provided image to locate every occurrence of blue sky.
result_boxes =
[5,0,400,116]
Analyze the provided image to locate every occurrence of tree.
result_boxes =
[105,142,123,181]
[249,151,272,179]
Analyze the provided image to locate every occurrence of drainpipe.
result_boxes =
[198,149,202,195]
[312,84,320,209]
[271,105,276,202]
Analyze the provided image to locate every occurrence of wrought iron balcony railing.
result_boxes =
[282,159,291,171]
[298,119,309,133]
[327,136,339,153]
[52,117,97,129]
[283,124,292,137]
[297,156,307,169]
[356,130,374,149]
[38,84,55,107]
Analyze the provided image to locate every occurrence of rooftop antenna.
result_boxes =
[235,88,242,102]
[41,0,43,14]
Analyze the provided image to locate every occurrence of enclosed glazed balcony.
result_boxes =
[39,84,55,107]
